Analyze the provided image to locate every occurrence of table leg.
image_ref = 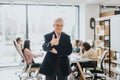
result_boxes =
[76,62,86,80]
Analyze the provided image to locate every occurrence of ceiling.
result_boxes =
[0,0,120,6]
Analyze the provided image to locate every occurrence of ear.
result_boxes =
[53,24,55,28]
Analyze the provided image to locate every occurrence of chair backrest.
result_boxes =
[13,41,39,75]
[100,50,108,71]
[13,40,27,69]
[13,41,24,58]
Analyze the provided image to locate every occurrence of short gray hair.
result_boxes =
[53,18,64,24]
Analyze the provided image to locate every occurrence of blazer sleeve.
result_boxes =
[57,36,72,56]
[42,34,54,52]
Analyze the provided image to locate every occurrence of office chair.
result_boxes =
[90,50,108,80]
[13,41,42,80]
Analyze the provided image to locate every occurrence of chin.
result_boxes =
[56,31,62,33]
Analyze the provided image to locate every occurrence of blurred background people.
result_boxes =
[79,42,97,70]
[79,42,97,59]
[22,40,43,68]
[16,37,23,50]
[72,40,82,53]
[72,42,97,79]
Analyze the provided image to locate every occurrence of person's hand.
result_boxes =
[50,48,57,54]
[79,46,84,54]
[79,46,82,50]
[38,53,44,57]
[50,34,59,46]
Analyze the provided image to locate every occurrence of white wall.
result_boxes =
[79,4,99,41]
[111,15,120,51]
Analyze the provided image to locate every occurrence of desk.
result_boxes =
[34,53,93,80]
[69,54,93,80]
[111,59,120,65]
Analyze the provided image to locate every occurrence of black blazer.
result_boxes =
[39,31,72,76]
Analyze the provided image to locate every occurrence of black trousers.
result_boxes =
[27,60,41,68]
[46,59,67,80]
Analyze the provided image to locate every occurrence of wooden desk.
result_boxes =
[69,54,93,80]
[76,62,86,80]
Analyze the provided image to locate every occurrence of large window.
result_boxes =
[0,5,26,66]
[0,4,79,67]
[28,5,79,51]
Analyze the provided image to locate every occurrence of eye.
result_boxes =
[55,24,63,27]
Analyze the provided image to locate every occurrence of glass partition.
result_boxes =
[0,4,79,67]
[0,5,26,66]
[28,5,79,51]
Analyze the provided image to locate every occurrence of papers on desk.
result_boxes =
[69,53,92,63]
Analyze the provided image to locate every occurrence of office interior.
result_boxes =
[0,0,120,80]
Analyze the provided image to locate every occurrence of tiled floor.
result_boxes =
[0,67,45,80]
[0,67,119,80]
[0,67,20,80]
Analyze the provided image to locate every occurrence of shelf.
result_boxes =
[95,16,111,21]
[95,15,120,77]
[104,64,120,75]
[95,17,111,76]
[95,18,110,51]
[95,15,120,22]
[111,59,120,65]
[95,34,104,36]
[95,40,104,42]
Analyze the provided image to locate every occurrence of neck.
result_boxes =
[55,31,61,36]
[55,31,61,39]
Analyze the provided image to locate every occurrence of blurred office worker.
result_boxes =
[72,39,82,53]
[22,40,42,68]
[40,18,72,80]
[79,42,97,68]
[16,37,23,50]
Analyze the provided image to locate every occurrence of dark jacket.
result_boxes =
[39,31,72,76]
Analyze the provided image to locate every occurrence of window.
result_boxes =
[0,5,26,66]
[0,4,79,67]
[28,5,79,51]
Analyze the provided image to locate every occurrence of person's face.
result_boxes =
[81,45,85,50]
[53,20,63,34]
[18,39,22,44]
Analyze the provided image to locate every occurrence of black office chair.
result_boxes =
[90,50,108,80]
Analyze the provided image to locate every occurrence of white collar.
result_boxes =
[55,31,61,40]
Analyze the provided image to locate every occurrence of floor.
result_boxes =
[0,67,119,80]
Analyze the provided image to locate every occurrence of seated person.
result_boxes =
[16,37,23,50]
[79,42,97,68]
[72,40,82,53]
[71,40,82,78]
[86,39,94,48]
[22,40,43,68]
[71,42,97,79]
